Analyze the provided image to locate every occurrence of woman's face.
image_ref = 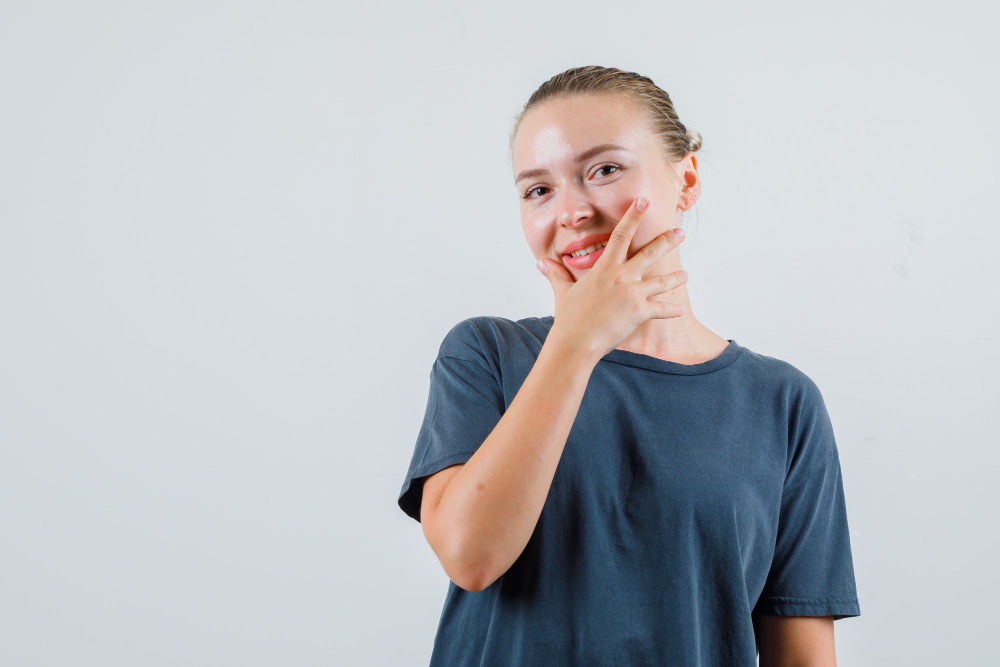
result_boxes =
[512,92,699,278]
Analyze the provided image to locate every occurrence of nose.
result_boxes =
[556,186,596,230]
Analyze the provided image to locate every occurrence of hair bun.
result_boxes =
[686,129,703,153]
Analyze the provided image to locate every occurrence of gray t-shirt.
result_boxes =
[398,315,860,666]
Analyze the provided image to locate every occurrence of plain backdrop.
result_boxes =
[1,1,997,665]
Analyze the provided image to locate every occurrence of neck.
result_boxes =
[615,273,728,364]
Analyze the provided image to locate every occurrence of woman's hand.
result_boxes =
[537,196,688,366]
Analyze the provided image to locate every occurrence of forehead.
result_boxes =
[512,92,650,168]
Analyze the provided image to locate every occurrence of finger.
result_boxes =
[636,269,689,298]
[644,298,686,320]
[626,227,686,277]
[537,258,576,294]
[596,196,649,267]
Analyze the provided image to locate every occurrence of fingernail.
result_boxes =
[635,196,648,211]
[536,260,547,275]
[673,228,685,238]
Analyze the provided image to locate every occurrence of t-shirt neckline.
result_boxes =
[539,315,744,376]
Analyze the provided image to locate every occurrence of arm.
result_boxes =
[420,332,598,592]
[753,615,836,667]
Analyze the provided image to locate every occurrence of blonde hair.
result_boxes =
[509,65,702,167]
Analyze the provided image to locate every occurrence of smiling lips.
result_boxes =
[561,233,613,257]
[560,233,613,270]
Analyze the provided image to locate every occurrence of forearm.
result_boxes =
[435,331,598,591]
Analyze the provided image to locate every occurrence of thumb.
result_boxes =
[536,259,574,291]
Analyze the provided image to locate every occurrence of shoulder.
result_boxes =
[437,314,552,364]
[737,344,829,409]
[736,344,838,470]
[741,346,843,487]
[436,315,505,360]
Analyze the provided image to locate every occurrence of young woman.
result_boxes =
[398,65,860,666]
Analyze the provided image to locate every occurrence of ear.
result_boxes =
[678,153,701,210]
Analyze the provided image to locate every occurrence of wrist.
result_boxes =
[543,323,602,372]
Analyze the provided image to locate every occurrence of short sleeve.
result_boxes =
[753,444,861,619]
[753,374,860,620]
[396,323,506,523]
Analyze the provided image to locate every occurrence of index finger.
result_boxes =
[596,196,648,267]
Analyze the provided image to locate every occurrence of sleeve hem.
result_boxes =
[396,450,479,523]
[754,595,860,620]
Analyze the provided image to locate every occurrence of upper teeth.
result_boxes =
[570,241,608,257]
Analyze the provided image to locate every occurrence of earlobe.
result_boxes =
[682,181,701,210]
[676,157,700,211]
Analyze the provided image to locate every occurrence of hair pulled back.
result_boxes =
[509,65,702,165]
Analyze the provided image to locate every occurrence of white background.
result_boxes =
[1,1,997,665]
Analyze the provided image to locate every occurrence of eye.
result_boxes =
[522,185,551,200]
[592,163,621,178]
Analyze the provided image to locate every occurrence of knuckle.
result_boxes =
[611,270,632,286]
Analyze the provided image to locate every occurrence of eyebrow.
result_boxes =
[514,143,628,184]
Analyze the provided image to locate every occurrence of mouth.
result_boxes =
[561,240,609,269]
[561,233,612,256]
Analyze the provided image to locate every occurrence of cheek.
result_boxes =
[617,177,672,225]
[599,188,643,232]
[631,211,673,252]
[595,177,645,220]
[521,215,550,256]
